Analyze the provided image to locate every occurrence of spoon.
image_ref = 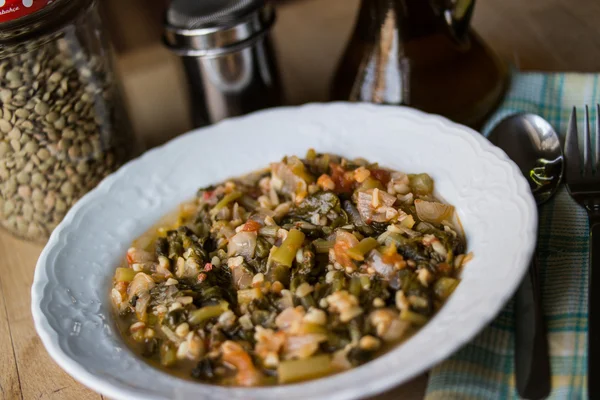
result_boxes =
[488,113,563,400]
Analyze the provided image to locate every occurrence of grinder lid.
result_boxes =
[164,0,274,57]
[166,0,265,30]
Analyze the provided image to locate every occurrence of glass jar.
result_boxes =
[0,0,135,241]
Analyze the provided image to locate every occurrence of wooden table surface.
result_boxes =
[2,0,599,399]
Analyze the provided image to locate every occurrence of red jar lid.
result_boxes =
[0,0,53,23]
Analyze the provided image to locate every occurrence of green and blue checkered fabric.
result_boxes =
[425,73,596,399]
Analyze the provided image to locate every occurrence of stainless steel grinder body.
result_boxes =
[164,0,282,127]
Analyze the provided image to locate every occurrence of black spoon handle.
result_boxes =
[514,257,551,399]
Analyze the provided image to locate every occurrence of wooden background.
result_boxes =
[2,0,599,399]
[108,0,600,149]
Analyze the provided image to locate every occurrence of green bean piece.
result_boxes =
[349,276,362,297]
[433,277,459,301]
[349,322,362,343]
[409,173,434,195]
[332,274,346,292]
[115,267,136,282]
[168,240,183,259]
[383,232,409,247]
[251,310,271,326]
[182,235,194,250]
[210,191,242,216]
[400,309,429,326]
[302,322,327,334]
[312,238,334,254]
[237,288,263,305]
[290,160,315,184]
[317,153,330,172]
[194,222,211,239]
[357,177,384,192]
[359,275,371,290]
[188,302,229,325]
[147,314,158,326]
[258,225,279,237]
[326,332,349,351]
[306,148,317,161]
[300,294,316,308]
[347,237,379,261]
[271,229,305,267]
[266,264,290,285]
[322,226,333,236]
[160,343,177,367]
[239,194,259,211]
[290,275,303,293]
[277,354,332,383]
[255,237,271,258]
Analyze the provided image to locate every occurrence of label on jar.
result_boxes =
[0,0,53,23]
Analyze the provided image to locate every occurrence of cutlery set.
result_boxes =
[496,105,598,399]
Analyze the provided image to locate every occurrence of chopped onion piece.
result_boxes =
[415,199,454,225]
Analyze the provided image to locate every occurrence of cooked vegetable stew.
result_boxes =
[112,150,472,386]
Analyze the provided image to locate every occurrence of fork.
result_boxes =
[564,105,600,397]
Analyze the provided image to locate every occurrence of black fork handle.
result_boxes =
[589,220,600,398]
[514,257,551,399]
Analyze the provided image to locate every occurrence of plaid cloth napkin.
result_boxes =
[425,73,597,399]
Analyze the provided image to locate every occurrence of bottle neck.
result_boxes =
[357,0,446,41]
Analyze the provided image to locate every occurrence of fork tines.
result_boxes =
[565,105,600,184]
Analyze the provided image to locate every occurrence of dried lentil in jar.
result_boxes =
[0,0,136,241]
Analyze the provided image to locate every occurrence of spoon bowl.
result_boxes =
[487,113,563,204]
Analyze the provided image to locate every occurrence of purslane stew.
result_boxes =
[111,150,472,386]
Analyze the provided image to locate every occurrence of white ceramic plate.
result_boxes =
[32,103,537,400]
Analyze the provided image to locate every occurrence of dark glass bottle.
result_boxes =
[331,0,509,129]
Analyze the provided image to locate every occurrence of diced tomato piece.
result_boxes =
[333,231,359,269]
[202,191,214,201]
[369,168,391,185]
[437,262,452,274]
[241,220,262,232]
[221,341,264,386]
[380,242,403,265]
[317,174,335,191]
[330,163,354,193]
[382,252,405,266]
